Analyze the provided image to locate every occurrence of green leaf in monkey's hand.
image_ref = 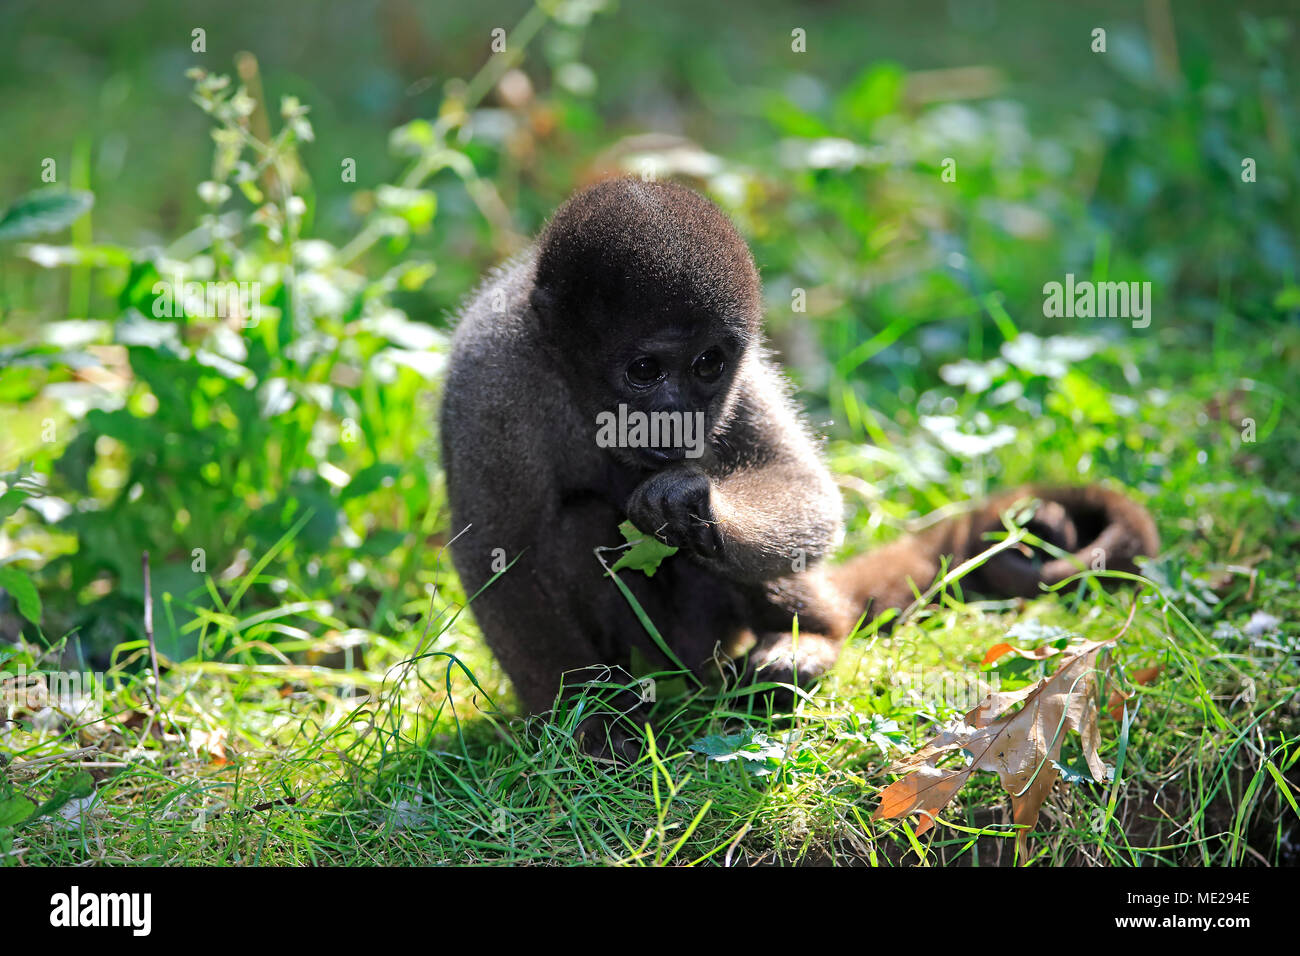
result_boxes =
[610,520,678,577]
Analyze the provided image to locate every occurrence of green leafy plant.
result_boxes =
[0,190,93,241]
[11,72,455,659]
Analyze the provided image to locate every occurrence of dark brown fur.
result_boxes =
[441,178,1158,757]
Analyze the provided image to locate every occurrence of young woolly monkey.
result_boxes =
[441,178,1158,758]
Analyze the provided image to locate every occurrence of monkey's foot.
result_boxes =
[740,632,842,706]
[574,710,648,764]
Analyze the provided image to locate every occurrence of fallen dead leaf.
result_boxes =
[980,642,1062,667]
[1106,665,1162,720]
[874,639,1113,860]
[189,726,229,766]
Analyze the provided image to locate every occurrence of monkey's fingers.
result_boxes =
[679,507,723,558]
[626,468,722,558]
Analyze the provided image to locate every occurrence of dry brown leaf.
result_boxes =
[189,726,228,766]
[1106,665,1162,720]
[980,642,1062,667]
[874,639,1112,859]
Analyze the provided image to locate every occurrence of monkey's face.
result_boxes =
[530,177,764,469]
[533,286,755,470]
[596,320,746,469]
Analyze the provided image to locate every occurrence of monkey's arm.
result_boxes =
[627,358,843,584]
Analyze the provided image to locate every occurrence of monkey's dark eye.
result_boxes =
[692,348,725,383]
[626,356,662,387]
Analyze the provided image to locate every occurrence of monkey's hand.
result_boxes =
[625,467,723,559]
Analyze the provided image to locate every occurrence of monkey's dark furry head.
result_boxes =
[528,178,763,466]
[531,178,761,344]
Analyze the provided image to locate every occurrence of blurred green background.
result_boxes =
[4,0,1297,313]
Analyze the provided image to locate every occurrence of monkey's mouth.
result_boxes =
[636,446,687,467]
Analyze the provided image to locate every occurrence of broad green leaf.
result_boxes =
[376,186,437,232]
[835,62,905,128]
[0,189,94,240]
[688,729,784,762]
[0,566,41,626]
[609,520,678,577]
[29,771,95,824]
[359,529,408,556]
[0,797,35,828]
[1053,756,1114,785]
[1274,286,1300,310]
[0,486,31,524]
[342,463,403,500]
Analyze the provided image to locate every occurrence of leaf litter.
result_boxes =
[873,637,1117,858]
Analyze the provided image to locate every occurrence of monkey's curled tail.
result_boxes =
[830,484,1160,626]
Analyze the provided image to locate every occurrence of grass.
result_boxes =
[1,1,1297,868]
[5,315,1297,867]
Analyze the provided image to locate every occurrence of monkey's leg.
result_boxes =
[744,631,844,697]
[467,572,621,707]
[467,577,650,763]
[453,500,660,759]
[463,493,783,760]
[731,565,856,704]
